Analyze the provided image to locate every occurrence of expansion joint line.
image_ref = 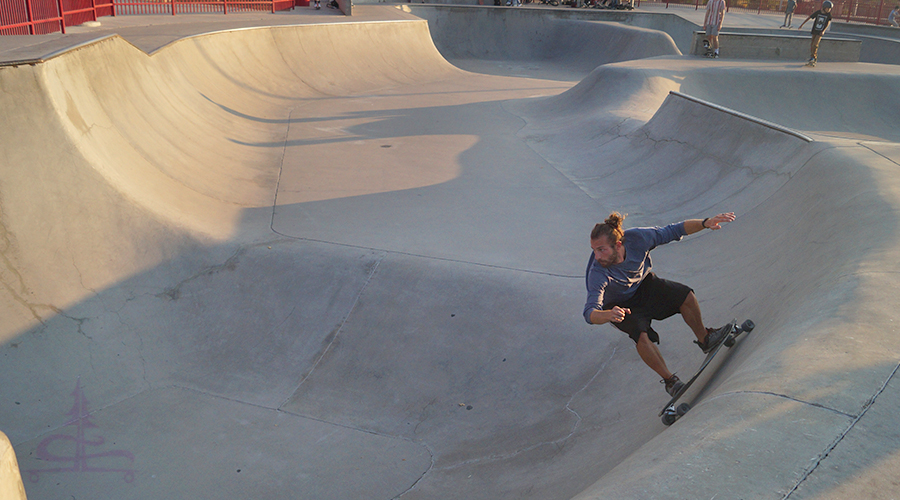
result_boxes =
[782,361,900,499]
[710,390,855,418]
[860,142,900,167]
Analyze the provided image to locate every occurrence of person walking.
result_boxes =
[583,212,736,397]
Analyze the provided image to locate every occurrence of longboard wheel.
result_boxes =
[676,403,691,416]
[741,319,755,333]
[724,334,735,347]
[662,412,677,426]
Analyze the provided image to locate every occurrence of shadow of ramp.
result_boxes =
[4,239,436,500]
[280,251,614,498]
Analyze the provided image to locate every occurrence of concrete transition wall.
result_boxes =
[828,21,900,64]
[402,4,698,53]
[723,23,900,64]
[400,3,680,73]
[690,31,862,61]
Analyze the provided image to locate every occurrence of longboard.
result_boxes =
[659,319,755,426]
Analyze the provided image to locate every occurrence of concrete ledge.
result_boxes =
[691,31,861,61]
[669,91,813,142]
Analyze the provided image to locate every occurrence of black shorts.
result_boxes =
[610,272,692,345]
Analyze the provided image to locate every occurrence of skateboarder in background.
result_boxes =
[583,212,736,397]
[798,0,833,66]
[703,0,726,58]
[781,0,798,28]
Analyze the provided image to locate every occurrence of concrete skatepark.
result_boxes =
[1,3,899,499]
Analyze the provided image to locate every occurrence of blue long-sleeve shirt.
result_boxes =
[583,222,688,324]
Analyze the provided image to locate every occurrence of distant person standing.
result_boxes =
[798,0,833,66]
[781,0,798,28]
[703,0,727,58]
[889,5,900,27]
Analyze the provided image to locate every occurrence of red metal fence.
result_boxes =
[637,0,896,25]
[1,0,297,35]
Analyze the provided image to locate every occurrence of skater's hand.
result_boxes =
[703,212,735,230]
[607,306,630,323]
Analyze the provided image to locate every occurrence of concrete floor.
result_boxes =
[1,4,899,499]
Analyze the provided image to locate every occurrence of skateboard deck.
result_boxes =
[659,319,755,425]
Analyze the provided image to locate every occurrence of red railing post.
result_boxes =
[91,0,97,21]
[171,0,176,15]
[56,0,66,33]
[25,0,36,34]
[875,0,884,23]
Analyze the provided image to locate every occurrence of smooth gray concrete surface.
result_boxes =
[1,5,899,500]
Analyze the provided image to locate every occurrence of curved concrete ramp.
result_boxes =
[401,5,681,79]
[1,8,899,500]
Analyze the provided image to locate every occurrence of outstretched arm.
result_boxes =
[684,212,735,235]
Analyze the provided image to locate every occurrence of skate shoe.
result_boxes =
[695,325,729,354]
[663,374,685,397]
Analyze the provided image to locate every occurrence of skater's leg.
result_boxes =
[636,331,672,380]
[810,33,822,61]
[679,292,708,342]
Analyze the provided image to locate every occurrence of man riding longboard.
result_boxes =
[583,212,735,397]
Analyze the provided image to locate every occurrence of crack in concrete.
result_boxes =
[781,362,900,499]
[277,252,385,409]
[0,201,63,326]
[156,246,246,301]
[110,309,152,390]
